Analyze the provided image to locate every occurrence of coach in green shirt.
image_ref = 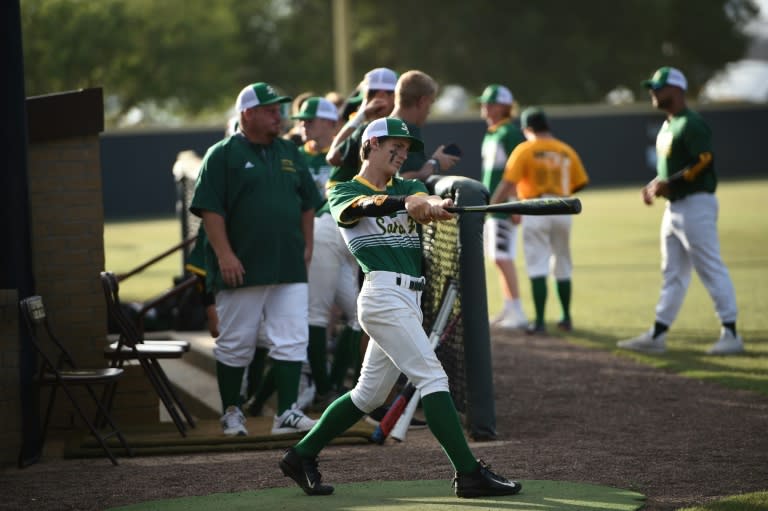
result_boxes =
[191,82,322,437]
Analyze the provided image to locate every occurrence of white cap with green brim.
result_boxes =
[477,84,513,105]
[642,67,688,91]
[236,82,292,112]
[362,117,424,152]
[291,97,339,121]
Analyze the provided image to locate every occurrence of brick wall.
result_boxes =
[0,89,158,467]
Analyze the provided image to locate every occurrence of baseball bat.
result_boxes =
[370,279,459,445]
[444,197,581,215]
[390,312,462,443]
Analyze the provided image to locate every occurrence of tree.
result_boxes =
[21,0,245,122]
[20,0,760,126]
[349,0,759,103]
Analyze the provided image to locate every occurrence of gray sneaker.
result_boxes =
[272,404,316,435]
[707,328,745,355]
[617,329,667,354]
[221,405,248,436]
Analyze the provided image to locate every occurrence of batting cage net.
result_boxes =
[423,175,496,440]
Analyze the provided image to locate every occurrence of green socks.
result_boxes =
[294,392,364,458]
[273,359,302,415]
[245,347,269,402]
[329,326,363,389]
[422,391,478,474]
[530,276,547,327]
[216,361,245,412]
[308,325,331,395]
[556,279,571,322]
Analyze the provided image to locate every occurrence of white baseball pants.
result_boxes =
[214,283,308,366]
[349,271,450,414]
[307,212,360,329]
[655,192,738,325]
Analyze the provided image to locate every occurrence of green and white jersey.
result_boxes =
[655,108,717,201]
[299,142,333,200]
[328,175,427,277]
[190,133,323,292]
[481,118,525,194]
[481,118,524,219]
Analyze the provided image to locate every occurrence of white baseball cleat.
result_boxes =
[617,329,667,354]
[707,328,745,355]
[221,405,248,436]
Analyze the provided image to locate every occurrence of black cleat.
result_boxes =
[453,459,522,498]
[279,448,334,496]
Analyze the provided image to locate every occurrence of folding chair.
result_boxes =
[19,295,132,465]
[99,271,195,436]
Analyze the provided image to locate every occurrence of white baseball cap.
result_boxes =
[477,84,514,105]
[291,97,339,121]
[362,117,423,152]
[363,68,398,92]
[235,82,292,112]
[642,67,688,91]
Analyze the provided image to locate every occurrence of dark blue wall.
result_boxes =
[101,104,767,219]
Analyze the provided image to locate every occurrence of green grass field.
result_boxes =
[484,178,768,397]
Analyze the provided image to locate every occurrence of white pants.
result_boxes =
[307,213,360,329]
[656,193,737,325]
[214,284,308,366]
[349,271,449,413]
[522,214,573,279]
[484,217,519,261]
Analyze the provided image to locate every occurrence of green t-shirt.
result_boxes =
[190,134,323,292]
[299,142,333,201]
[656,108,717,201]
[298,142,333,216]
[328,123,368,186]
[328,176,427,277]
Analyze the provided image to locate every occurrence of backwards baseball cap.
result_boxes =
[235,82,292,112]
[362,117,424,152]
[291,97,339,121]
[477,84,514,105]
[363,67,398,91]
[642,66,688,91]
[520,107,549,131]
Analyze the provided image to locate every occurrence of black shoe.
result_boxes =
[408,416,428,430]
[453,460,522,498]
[526,323,546,336]
[557,319,573,332]
[278,448,334,496]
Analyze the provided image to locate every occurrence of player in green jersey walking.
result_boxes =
[617,67,744,355]
[478,84,528,329]
[278,117,522,499]
[191,82,323,436]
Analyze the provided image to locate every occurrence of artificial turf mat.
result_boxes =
[65,417,375,458]
[107,479,645,510]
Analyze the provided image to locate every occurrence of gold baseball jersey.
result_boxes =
[502,138,589,200]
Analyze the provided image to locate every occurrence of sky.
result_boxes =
[702,0,768,102]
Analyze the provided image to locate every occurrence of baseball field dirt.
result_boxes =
[1,329,766,511]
